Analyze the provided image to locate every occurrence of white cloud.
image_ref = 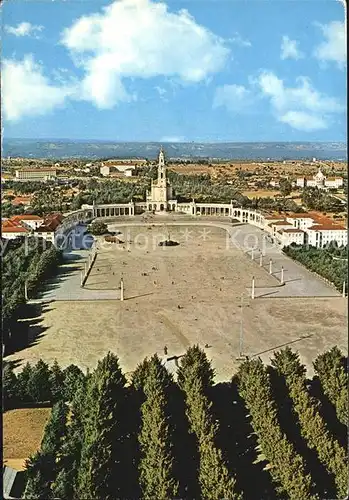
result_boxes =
[2,56,76,122]
[256,71,344,131]
[280,35,304,60]
[60,0,229,109]
[213,84,253,112]
[313,21,346,69]
[228,33,251,48]
[279,111,327,131]
[5,22,44,38]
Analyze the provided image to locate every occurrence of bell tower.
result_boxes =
[158,146,166,187]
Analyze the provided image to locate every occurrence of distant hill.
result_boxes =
[2,139,347,161]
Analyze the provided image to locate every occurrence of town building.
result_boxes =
[15,168,57,182]
[100,164,136,176]
[296,168,343,190]
[1,213,65,242]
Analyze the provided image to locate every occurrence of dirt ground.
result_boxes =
[3,407,51,470]
[6,225,347,382]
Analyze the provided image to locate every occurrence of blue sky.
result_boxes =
[2,0,346,142]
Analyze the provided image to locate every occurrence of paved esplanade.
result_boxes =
[108,220,340,298]
[32,219,339,303]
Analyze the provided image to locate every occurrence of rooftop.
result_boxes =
[282,228,305,233]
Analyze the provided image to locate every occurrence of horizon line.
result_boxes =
[3,138,346,144]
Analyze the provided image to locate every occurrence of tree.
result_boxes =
[271,348,348,499]
[27,360,52,402]
[3,362,18,408]
[52,378,88,500]
[88,220,108,235]
[16,362,33,402]
[77,352,128,500]
[178,347,240,499]
[177,344,215,392]
[313,346,348,426]
[279,178,292,197]
[24,452,55,499]
[237,358,314,499]
[41,401,69,455]
[62,364,85,402]
[138,355,179,499]
[49,360,65,402]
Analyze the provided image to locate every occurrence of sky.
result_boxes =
[1,0,347,142]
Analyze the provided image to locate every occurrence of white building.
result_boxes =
[15,168,57,181]
[296,168,343,189]
[306,224,347,248]
[100,164,136,176]
[124,168,134,177]
[277,228,305,246]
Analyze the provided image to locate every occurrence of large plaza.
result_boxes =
[6,220,347,382]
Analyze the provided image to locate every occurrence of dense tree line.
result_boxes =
[3,360,85,409]
[4,346,347,499]
[302,187,344,213]
[2,238,62,353]
[283,243,347,291]
[271,348,348,498]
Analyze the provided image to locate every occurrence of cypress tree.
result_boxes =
[62,364,85,402]
[138,355,179,499]
[49,359,65,402]
[237,357,315,499]
[24,452,55,499]
[76,352,127,500]
[313,346,348,426]
[52,376,87,500]
[272,348,348,499]
[27,359,52,402]
[16,362,33,402]
[178,346,240,500]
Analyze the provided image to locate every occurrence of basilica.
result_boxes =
[146,147,178,212]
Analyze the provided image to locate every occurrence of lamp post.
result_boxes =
[281,266,284,284]
[120,277,124,301]
[269,259,273,275]
[236,293,249,360]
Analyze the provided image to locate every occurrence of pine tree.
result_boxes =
[76,352,127,500]
[138,355,179,499]
[272,348,348,499]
